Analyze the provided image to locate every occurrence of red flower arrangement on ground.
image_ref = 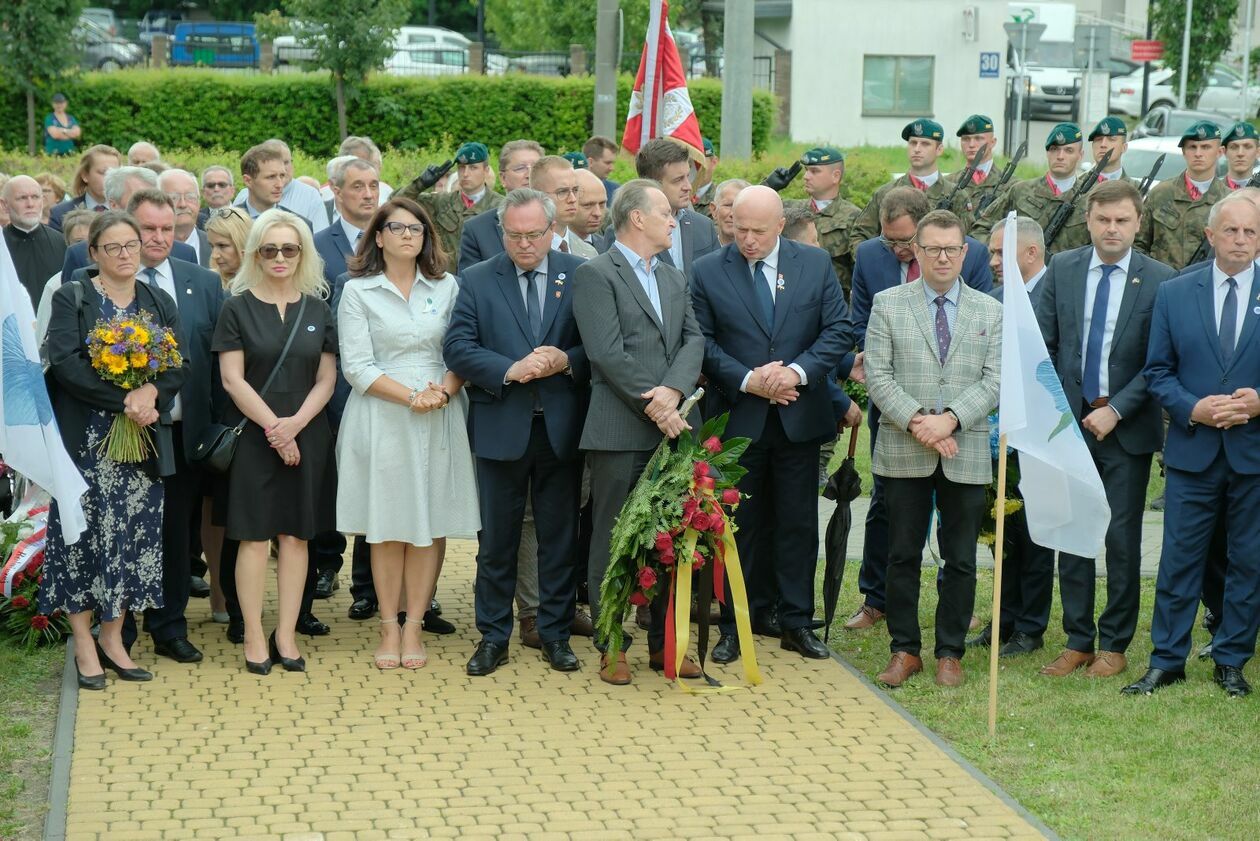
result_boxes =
[0,509,68,649]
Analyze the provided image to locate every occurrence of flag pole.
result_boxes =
[987,434,1009,740]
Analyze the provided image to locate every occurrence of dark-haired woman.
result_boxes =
[336,197,478,670]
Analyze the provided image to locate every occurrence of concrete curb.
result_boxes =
[43,644,77,841]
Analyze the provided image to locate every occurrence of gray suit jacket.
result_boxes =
[595,208,719,280]
[191,229,211,268]
[572,247,704,452]
[1035,245,1178,455]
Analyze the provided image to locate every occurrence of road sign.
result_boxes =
[980,52,1001,78]
[1131,40,1164,62]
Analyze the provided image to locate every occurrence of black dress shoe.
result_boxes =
[314,570,339,599]
[1214,664,1252,697]
[966,626,993,648]
[780,627,830,659]
[153,637,204,663]
[466,640,509,676]
[296,614,330,636]
[1120,667,1186,695]
[1198,640,1214,660]
[226,617,244,644]
[422,609,456,635]
[541,640,580,672]
[998,631,1044,658]
[712,634,740,664]
[348,598,377,621]
[76,658,106,691]
[188,576,210,598]
[268,632,306,672]
[751,610,782,638]
[1202,608,1215,631]
[95,644,152,681]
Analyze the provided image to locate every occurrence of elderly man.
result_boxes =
[712,178,750,247]
[128,141,160,166]
[197,166,236,227]
[532,156,596,259]
[2,175,67,306]
[572,168,608,248]
[159,169,209,267]
[459,140,545,270]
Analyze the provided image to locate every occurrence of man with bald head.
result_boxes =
[691,185,856,663]
[128,141,160,166]
[2,175,66,306]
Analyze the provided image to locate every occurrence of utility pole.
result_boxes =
[720,0,753,159]
[1178,0,1192,108]
[594,0,620,139]
[1243,0,1255,121]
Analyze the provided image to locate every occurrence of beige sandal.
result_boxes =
[375,617,401,670]
[402,617,428,669]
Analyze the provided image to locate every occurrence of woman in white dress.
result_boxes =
[336,197,480,670]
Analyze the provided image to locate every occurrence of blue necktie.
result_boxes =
[934,295,951,364]
[524,270,542,343]
[142,267,158,286]
[750,260,773,326]
[1220,277,1238,366]
[1082,263,1118,404]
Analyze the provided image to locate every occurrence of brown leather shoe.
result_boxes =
[599,652,631,685]
[569,609,594,637]
[935,656,964,687]
[635,604,651,630]
[519,616,541,649]
[877,651,923,687]
[1038,649,1095,676]
[648,650,702,678]
[1084,650,1127,677]
[843,604,885,630]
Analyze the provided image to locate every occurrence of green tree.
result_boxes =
[485,0,678,70]
[0,0,87,154]
[1151,0,1239,105]
[282,0,411,140]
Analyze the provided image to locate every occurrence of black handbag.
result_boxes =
[191,296,308,474]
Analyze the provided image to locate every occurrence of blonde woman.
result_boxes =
[212,209,337,674]
[205,206,252,288]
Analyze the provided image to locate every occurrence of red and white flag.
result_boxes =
[621,0,705,163]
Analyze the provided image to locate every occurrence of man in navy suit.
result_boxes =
[842,186,993,632]
[690,186,855,662]
[1124,194,1260,698]
[458,140,543,272]
[444,189,590,676]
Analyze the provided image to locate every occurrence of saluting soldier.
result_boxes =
[944,114,1001,232]
[1223,122,1259,190]
[850,118,951,249]
[398,141,504,274]
[1089,116,1130,182]
[691,138,721,218]
[971,123,1091,256]
[1135,121,1228,271]
[785,146,861,293]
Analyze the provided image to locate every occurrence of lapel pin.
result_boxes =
[554,290,562,299]
[1253,306,1260,315]
[776,273,785,293]
[1131,276,1141,285]
[557,273,566,281]
[185,288,193,295]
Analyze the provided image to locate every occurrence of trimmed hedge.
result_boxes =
[0,69,775,159]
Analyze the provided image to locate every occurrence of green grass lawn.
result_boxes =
[0,643,62,839]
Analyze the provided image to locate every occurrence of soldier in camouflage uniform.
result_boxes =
[1089,116,1130,183]
[1223,121,1259,190]
[1135,120,1227,271]
[971,123,1091,256]
[942,114,1002,233]
[850,118,951,249]
[691,137,720,218]
[784,146,861,293]
[397,141,504,274]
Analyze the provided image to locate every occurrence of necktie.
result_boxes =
[810,199,819,212]
[909,174,928,191]
[462,193,475,209]
[750,260,774,326]
[934,295,951,364]
[524,270,542,343]
[559,239,570,254]
[1082,264,1118,404]
[905,259,921,283]
[1220,277,1239,366]
[971,169,985,185]
[142,267,158,286]
[1184,173,1202,201]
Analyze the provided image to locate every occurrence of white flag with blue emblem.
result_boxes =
[997,213,1110,557]
[0,237,87,544]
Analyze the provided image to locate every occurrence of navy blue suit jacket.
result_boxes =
[62,239,197,284]
[1145,263,1260,474]
[314,222,357,286]
[443,251,590,461]
[690,239,852,443]
[48,196,88,232]
[459,208,505,272]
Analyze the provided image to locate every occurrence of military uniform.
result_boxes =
[1135,121,1228,271]
[691,138,719,218]
[850,118,950,249]
[942,114,1003,233]
[786,146,860,292]
[397,142,504,274]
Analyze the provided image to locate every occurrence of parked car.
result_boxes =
[80,7,119,37]
[273,22,324,64]
[382,47,469,77]
[1111,63,1260,118]
[75,18,145,71]
[139,9,189,45]
[394,26,507,74]
[1130,106,1230,140]
[169,22,259,68]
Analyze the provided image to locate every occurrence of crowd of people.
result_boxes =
[2,110,1256,699]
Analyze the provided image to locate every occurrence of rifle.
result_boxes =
[404,159,455,195]
[973,141,1027,217]
[938,143,988,211]
[1043,148,1113,249]
[1136,154,1166,199]
[1183,169,1260,266]
[762,160,802,192]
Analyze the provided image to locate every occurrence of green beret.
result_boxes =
[800,146,844,165]
[1045,123,1083,149]
[702,137,716,157]
[1225,121,1259,145]
[561,151,589,169]
[454,142,489,164]
[1088,116,1127,140]
[956,114,994,136]
[1179,120,1222,146]
[901,119,944,142]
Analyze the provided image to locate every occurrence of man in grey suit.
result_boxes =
[573,179,705,686]
[621,138,720,279]
[865,209,1002,689]
[1035,179,1179,679]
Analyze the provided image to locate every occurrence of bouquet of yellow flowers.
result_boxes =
[86,309,182,462]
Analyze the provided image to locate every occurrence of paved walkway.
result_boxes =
[56,539,1048,840]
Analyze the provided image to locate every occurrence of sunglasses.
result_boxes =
[257,243,302,260]
[203,182,232,190]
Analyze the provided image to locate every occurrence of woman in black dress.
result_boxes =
[213,209,337,674]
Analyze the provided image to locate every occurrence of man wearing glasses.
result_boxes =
[864,209,1002,689]
[197,166,235,228]
[532,155,597,259]
[460,140,545,271]
[159,169,210,268]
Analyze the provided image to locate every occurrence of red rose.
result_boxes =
[693,550,707,570]
[696,476,716,492]
[722,488,740,506]
[654,531,673,553]
[693,461,710,479]
[703,436,722,454]
[659,551,675,566]
[682,498,700,525]
[10,595,29,609]
[691,511,711,531]
[628,590,649,607]
[30,615,50,630]
[710,515,725,535]
[638,567,658,589]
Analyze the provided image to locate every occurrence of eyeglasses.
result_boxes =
[551,187,579,199]
[503,229,549,243]
[96,240,141,257]
[506,164,534,175]
[382,221,424,237]
[213,207,248,220]
[166,192,199,204]
[257,243,302,260]
[880,236,915,250]
[917,244,966,259]
[203,182,232,190]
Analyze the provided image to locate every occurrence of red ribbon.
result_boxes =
[1184,173,1202,201]
[909,174,929,191]
[461,193,475,209]
[972,168,985,185]
[1044,173,1062,196]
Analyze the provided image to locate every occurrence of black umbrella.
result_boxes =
[821,425,862,642]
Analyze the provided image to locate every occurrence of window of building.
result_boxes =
[862,55,934,116]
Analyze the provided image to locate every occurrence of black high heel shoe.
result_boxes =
[244,649,272,675]
[269,631,306,672]
[75,657,106,691]
[95,643,152,681]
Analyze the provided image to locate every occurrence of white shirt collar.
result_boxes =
[1089,248,1131,276]
[464,187,486,205]
[84,192,104,209]
[1212,260,1256,288]
[746,238,782,277]
[340,217,364,245]
[551,229,568,251]
[976,160,994,176]
[812,197,833,210]
[913,171,940,187]
[517,256,549,280]
[1099,168,1124,181]
[1189,175,1216,195]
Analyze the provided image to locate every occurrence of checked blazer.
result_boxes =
[864,278,1002,484]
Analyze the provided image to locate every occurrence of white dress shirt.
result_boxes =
[340,218,364,249]
[1081,249,1131,404]
[667,210,685,270]
[181,229,200,263]
[612,241,663,323]
[1212,261,1254,348]
[738,237,808,393]
[140,258,182,420]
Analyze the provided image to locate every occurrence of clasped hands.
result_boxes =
[640,385,690,438]
[506,346,569,384]
[1191,388,1260,429]
[746,361,800,405]
[122,383,159,428]
[408,382,448,414]
[265,416,305,467]
[908,411,959,459]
